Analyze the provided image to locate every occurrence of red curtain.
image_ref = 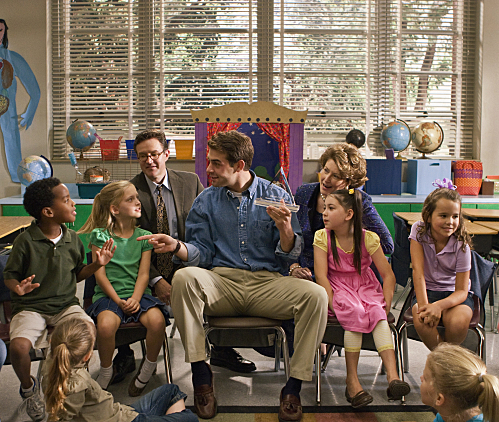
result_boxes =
[257,123,290,177]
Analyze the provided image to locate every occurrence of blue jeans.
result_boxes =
[131,384,198,422]
[0,339,6,371]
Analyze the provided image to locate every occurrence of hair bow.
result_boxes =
[348,188,354,194]
[432,178,456,190]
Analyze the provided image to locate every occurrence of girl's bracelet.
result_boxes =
[289,265,301,276]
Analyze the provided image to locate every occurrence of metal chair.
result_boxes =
[314,312,403,404]
[391,213,413,309]
[204,316,290,379]
[83,253,172,383]
[398,250,497,368]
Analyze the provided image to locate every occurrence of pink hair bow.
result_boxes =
[432,178,456,190]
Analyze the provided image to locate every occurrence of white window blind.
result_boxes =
[51,0,480,160]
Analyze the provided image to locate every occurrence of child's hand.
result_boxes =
[417,303,441,328]
[14,275,39,296]
[95,239,116,266]
[121,298,140,315]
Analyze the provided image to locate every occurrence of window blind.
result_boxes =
[51,0,480,160]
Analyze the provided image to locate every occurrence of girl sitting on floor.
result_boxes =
[314,188,410,408]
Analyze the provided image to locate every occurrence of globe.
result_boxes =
[17,155,53,187]
[380,120,411,156]
[66,119,98,152]
[411,121,444,157]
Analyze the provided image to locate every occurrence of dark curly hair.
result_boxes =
[417,188,472,252]
[23,177,62,220]
[133,129,170,151]
[208,130,254,170]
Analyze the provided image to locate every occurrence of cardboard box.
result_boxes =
[407,159,452,195]
[364,159,402,195]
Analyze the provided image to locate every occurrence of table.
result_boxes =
[393,212,498,255]
[463,208,499,221]
[0,216,33,242]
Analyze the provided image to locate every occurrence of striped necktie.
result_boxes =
[156,185,173,278]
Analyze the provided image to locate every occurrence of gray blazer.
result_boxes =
[130,169,204,281]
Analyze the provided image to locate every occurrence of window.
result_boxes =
[51,0,481,160]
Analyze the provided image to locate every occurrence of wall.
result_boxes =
[0,0,497,199]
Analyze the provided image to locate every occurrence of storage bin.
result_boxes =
[126,139,138,160]
[174,139,194,159]
[99,138,121,161]
[77,183,108,199]
[364,159,402,195]
[407,159,452,195]
[453,161,483,196]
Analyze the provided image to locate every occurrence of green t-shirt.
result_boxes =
[89,227,153,302]
[3,221,85,316]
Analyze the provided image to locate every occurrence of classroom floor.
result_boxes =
[2,285,499,422]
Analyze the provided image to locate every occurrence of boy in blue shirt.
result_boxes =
[3,177,115,421]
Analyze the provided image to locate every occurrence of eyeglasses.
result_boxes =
[137,150,165,162]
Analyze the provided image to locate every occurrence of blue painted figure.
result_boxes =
[0,20,40,183]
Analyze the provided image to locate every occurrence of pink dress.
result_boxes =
[327,229,387,333]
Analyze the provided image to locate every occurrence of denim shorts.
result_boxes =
[412,289,474,312]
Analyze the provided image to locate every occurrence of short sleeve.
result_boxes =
[408,220,424,243]
[88,228,111,249]
[137,228,154,252]
[364,231,381,255]
[313,228,328,253]
[456,243,472,273]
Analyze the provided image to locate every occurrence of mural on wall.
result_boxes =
[0,19,40,183]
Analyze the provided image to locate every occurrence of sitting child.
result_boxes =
[3,177,115,421]
[44,317,198,421]
[421,342,499,422]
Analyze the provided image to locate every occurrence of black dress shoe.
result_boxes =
[111,350,136,385]
[210,346,256,373]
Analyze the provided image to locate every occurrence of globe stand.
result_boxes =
[395,151,408,161]
[418,152,431,159]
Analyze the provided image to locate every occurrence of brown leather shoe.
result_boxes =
[194,364,217,419]
[278,387,302,422]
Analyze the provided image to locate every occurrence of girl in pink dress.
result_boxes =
[314,188,410,408]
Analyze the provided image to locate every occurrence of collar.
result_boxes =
[30,220,70,242]
[427,228,459,254]
[225,170,257,199]
[146,170,171,195]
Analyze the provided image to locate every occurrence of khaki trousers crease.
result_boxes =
[171,266,328,381]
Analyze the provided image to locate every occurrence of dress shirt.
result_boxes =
[175,171,302,273]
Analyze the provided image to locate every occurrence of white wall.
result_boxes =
[0,0,497,199]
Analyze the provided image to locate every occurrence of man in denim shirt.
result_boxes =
[139,131,328,421]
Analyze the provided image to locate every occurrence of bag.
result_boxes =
[453,161,483,196]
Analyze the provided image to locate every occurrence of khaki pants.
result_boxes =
[171,267,328,381]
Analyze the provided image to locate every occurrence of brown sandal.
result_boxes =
[345,387,373,408]
[387,379,411,400]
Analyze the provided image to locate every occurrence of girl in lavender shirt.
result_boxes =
[409,184,473,351]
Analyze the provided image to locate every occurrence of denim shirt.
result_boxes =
[177,172,302,273]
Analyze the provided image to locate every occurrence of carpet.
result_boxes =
[190,405,436,421]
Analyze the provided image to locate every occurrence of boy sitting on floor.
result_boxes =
[3,177,115,422]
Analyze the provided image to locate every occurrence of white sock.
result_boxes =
[21,381,35,398]
[135,357,157,388]
[96,364,114,389]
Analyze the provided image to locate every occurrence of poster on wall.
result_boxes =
[0,19,40,183]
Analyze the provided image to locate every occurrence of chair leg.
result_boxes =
[398,323,410,373]
[392,279,412,310]
[275,326,290,380]
[315,347,321,405]
[169,320,177,338]
[475,325,486,364]
[163,335,173,383]
[489,280,496,332]
[321,344,335,373]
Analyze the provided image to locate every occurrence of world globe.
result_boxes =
[380,120,411,157]
[66,119,98,152]
[412,121,444,158]
[17,155,53,187]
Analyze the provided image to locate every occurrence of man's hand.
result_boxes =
[14,275,39,296]
[137,233,177,254]
[154,278,172,305]
[94,239,116,266]
[266,199,293,233]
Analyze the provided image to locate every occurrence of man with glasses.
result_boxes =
[111,129,256,385]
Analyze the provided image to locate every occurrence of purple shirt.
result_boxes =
[409,221,471,292]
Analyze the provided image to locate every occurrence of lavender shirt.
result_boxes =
[409,221,471,292]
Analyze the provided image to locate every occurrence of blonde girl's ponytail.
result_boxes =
[45,318,96,421]
[479,372,499,422]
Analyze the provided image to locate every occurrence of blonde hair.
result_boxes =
[319,142,368,188]
[45,318,96,421]
[427,343,499,422]
[418,188,472,252]
[78,180,135,235]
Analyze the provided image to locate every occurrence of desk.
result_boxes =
[0,216,33,242]
[393,212,498,255]
[463,209,499,221]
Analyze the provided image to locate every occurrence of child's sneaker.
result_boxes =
[18,375,46,422]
